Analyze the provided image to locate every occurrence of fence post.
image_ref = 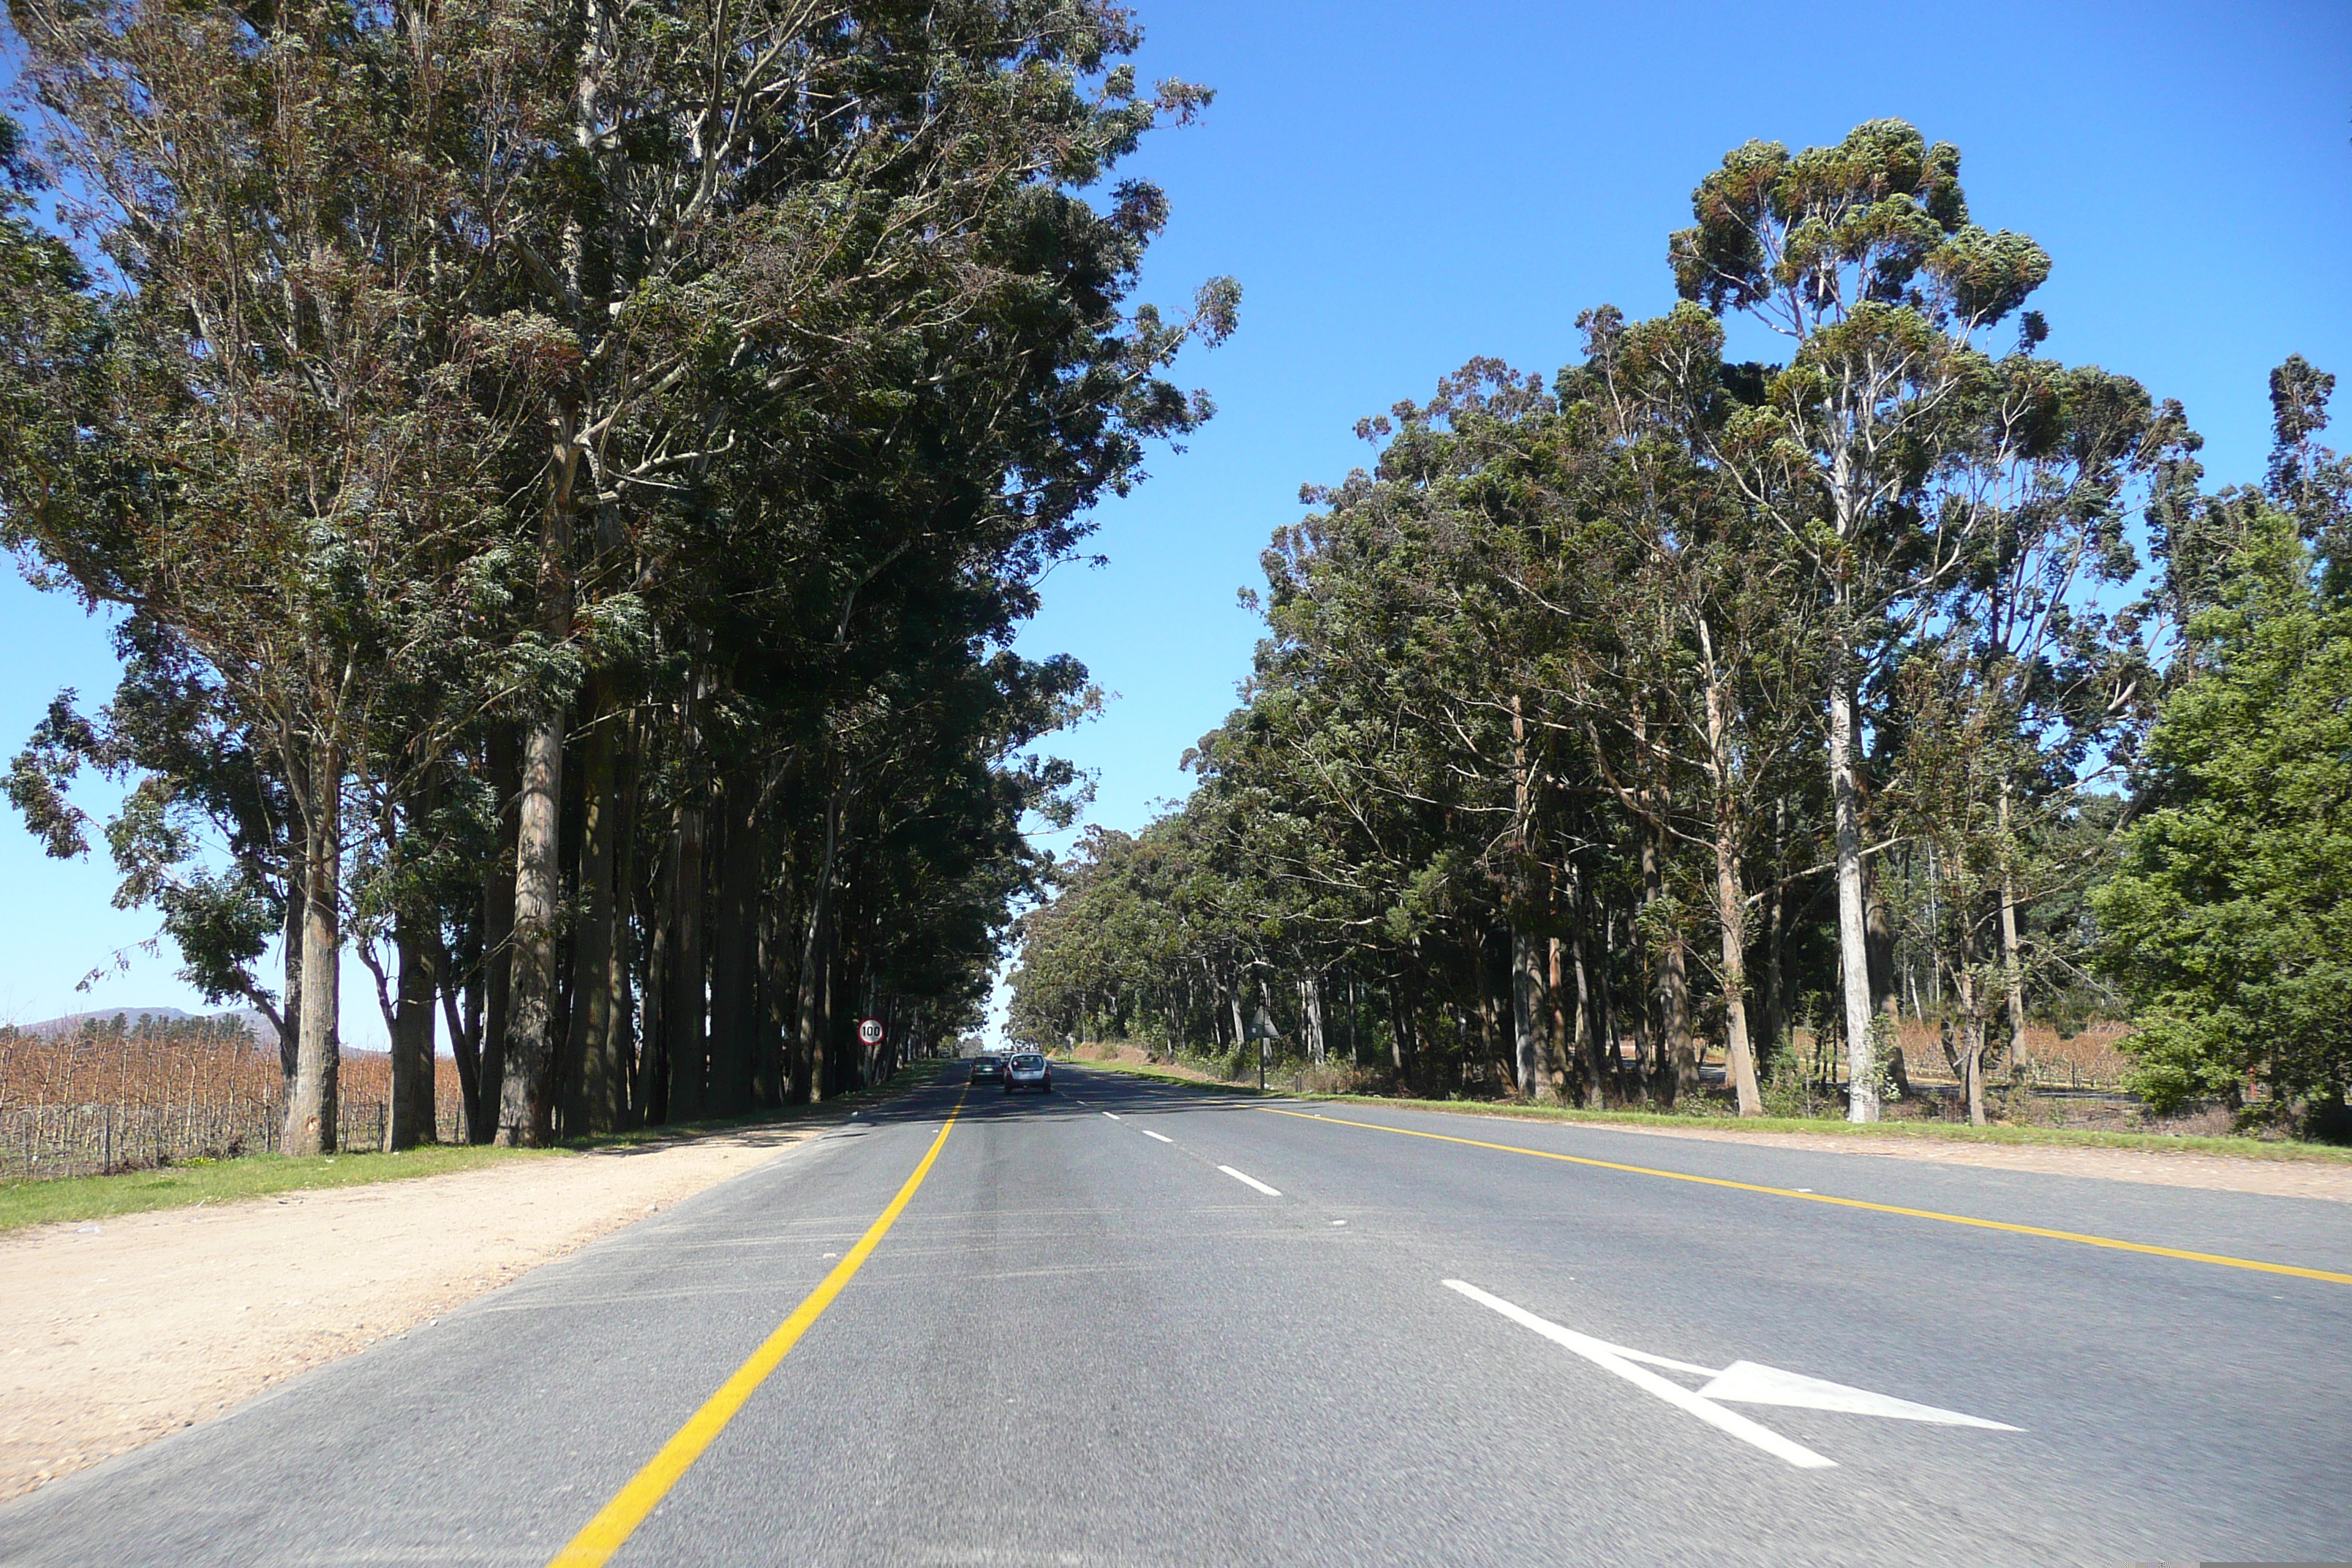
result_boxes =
[103,1104,111,1175]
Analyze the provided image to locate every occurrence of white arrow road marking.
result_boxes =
[1697,1361,2020,1429]
[1443,1281,2020,1469]
[1444,1280,1833,1468]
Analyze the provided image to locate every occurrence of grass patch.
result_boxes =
[0,1143,558,1235]
[1,1057,962,1235]
[1294,1093,2352,1164]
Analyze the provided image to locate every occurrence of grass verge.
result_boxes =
[1304,1095,2352,1164]
[1059,1055,2352,1165]
[1,1056,961,1236]
[0,1144,559,1236]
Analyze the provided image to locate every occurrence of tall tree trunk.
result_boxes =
[1565,919,1602,1109]
[1997,783,2030,1084]
[1959,963,1989,1127]
[431,935,481,1142]
[1507,693,1547,1101]
[478,723,519,1144]
[1596,907,1622,1098]
[794,789,840,1103]
[1703,674,1762,1116]
[284,740,341,1157]
[1387,977,1416,1088]
[1545,936,1571,1103]
[1510,925,1546,1101]
[1759,879,1787,1069]
[640,831,674,1124]
[279,851,304,1109]
[387,906,437,1149]
[819,935,847,1097]
[1828,671,1879,1121]
[562,691,621,1134]
[1302,974,1326,1066]
[1640,816,1694,1108]
[666,794,708,1120]
[607,721,642,1127]
[498,409,578,1147]
[756,842,791,1108]
[1713,825,1762,1117]
[706,772,759,1115]
[499,693,566,1146]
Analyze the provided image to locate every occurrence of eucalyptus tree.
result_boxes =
[1546,304,1827,1114]
[1671,119,2059,1118]
[1,4,549,1153]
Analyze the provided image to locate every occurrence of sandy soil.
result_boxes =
[0,1124,821,1502]
[1522,1117,2352,1204]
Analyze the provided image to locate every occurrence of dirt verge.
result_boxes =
[1062,1052,2352,1205]
[0,1123,820,1502]
[1478,1115,2352,1203]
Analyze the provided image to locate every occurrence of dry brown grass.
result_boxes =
[0,1017,459,1110]
[1,1017,466,1175]
[1893,1018,2135,1088]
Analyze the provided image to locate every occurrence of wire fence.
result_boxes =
[0,1095,467,1180]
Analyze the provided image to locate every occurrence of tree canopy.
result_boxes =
[0,0,1237,1148]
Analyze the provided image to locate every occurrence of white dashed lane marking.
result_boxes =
[1218,1166,1281,1197]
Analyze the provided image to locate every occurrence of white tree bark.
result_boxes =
[1511,927,1546,1100]
[1830,675,1879,1121]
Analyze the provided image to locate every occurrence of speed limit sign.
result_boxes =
[856,1017,886,1047]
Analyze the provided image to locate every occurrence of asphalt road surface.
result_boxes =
[6,1063,2349,1566]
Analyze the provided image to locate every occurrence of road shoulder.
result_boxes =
[0,1123,820,1503]
[1316,1100,2352,1205]
[1055,1059,2352,1205]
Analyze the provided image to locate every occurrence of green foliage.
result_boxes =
[0,0,1237,1132]
[2097,510,2352,1124]
[1011,118,2342,1148]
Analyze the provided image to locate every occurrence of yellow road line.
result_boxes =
[1259,1107,2352,1288]
[550,1092,965,1567]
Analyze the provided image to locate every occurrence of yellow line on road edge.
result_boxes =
[549,1093,965,1567]
[1259,1107,2352,1287]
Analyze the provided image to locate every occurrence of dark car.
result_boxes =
[969,1057,1006,1085]
[1003,1052,1052,1094]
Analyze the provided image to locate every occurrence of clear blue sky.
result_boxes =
[2,0,2346,1040]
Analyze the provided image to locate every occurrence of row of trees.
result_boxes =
[0,0,1235,1150]
[1009,120,2351,1134]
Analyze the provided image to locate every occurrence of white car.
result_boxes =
[1003,1052,1052,1094]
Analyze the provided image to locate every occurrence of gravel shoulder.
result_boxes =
[1458,1112,2352,1203]
[0,1123,821,1501]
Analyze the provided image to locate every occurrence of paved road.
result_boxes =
[5,1063,2349,1565]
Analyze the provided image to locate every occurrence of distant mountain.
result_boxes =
[17,1006,278,1046]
